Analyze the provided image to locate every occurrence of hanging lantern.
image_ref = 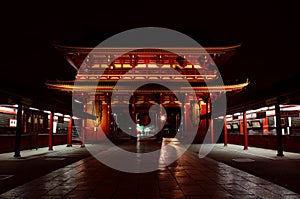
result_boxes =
[156,54,164,67]
[129,54,139,67]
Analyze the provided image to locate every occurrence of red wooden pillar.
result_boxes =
[106,93,111,136]
[81,104,86,147]
[209,99,215,144]
[239,119,244,134]
[81,118,85,147]
[157,93,163,140]
[184,93,189,136]
[262,117,268,135]
[223,117,228,146]
[211,118,214,143]
[67,115,72,147]
[205,99,209,132]
[243,111,248,150]
[131,96,136,136]
[48,111,54,150]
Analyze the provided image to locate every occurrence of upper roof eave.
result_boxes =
[54,44,241,55]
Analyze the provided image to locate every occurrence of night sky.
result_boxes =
[1,0,299,111]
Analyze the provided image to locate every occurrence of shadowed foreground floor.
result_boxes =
[0,138,299,199]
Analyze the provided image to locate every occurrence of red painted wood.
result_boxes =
[48,112,53,150]
[67,116,72,147]
[243,111,248,150]
[224,117,228,146]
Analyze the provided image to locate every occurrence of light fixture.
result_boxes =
[107,55,115,69]
[160,115,166,121]
[198,55,215,70]
[130,54,139,67]
[156,54,164,67]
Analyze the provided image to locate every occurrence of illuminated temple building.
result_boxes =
[47,44,249,143]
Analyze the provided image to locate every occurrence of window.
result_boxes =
[226,124,232,129]
[247,122,250,128]
[232,123,239,129]
[268,116,275,127]
[251,121,261,128]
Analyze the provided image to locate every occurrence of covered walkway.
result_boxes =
[0,139,299,199]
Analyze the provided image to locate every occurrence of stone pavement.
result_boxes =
[191,143,300,161]
[0,144,90,195]
[0,144,82,160]
[189,143,300,195]
[0,139,299,199]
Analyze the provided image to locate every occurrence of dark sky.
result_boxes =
[1,0,299,109]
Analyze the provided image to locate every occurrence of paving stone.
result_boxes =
[64,190,91,199]
[1,140,300,199]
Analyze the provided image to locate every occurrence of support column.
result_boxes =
[14,103,23,158]
[48,111,54,151]
[243,111,248,150]
[81,119,85,147]
[209,100,215,144]
[67,115,72,147]
[275,103,284,156]
[81,104,86,147]
[205,98,209,131]
[158,93,163,140]
[223,117,228,146]
[106,93,111,137]
[239,119,244,134]
[262,117,269,135]
[131,97,136,138]
[211,118,214,143]
[184,93,189,135]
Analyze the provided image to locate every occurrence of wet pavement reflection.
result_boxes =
[1,138,299,198]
